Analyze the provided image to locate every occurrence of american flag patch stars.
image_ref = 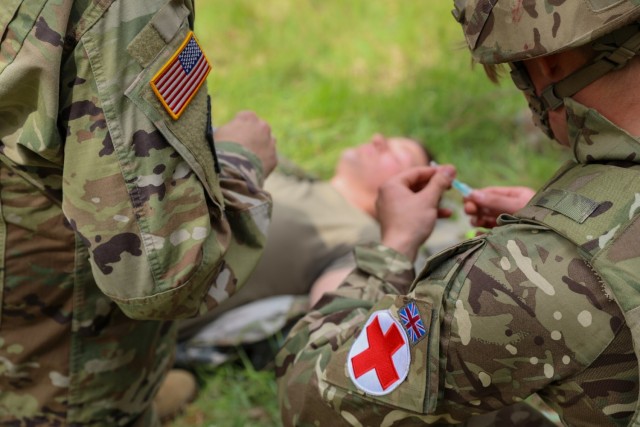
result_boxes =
[150,32,211,120]
[398,301,427,345]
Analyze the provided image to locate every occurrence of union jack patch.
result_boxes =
[398,301,427,345]
[150,31,211,120]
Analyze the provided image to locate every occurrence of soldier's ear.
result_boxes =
[538,50,590,82]
[523,53,568,92]
[531,54,561,81]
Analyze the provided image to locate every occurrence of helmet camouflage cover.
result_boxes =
[453,0,640,64]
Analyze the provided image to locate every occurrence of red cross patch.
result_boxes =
[347,310,410,395]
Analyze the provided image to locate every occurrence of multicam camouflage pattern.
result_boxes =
[276,101,639,426]
[453,0,640,64]
[177,170,381,343]
[461,396,561,427]
[0,0,270,425]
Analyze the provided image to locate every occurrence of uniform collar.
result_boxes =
[566,98,640,165]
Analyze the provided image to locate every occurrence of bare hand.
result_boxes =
[215,111,277,177]
[463,186,536,228]
[377,165,455,262]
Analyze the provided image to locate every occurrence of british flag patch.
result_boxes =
[398,301,426,345]
[150,32,211,120]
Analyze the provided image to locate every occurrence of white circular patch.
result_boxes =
[478,372,492,387]
[113,215,130,223]
[169,229,191,245]
[553,311,562,320]
[562,355,571,365]
[530,357,539,365]
[505,344,517,355]
[578,310,593,327]
[49,371,70,388]
[173,162,192,180]
[6,213,22,224]
[192,226,208,240]
[347,310,410,396]
[551,330,562,341]
[544,364,554,379]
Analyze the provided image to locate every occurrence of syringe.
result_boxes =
[429,161,473,197]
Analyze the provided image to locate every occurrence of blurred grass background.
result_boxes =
[169,1,569,425]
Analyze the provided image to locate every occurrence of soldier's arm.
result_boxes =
[276,224,627,425]
[305,165,452,308]
[59,1,272,320]
[308,265,355,307]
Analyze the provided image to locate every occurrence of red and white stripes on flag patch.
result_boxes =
[150,31,211,120]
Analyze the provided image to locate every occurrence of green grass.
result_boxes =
[196,0,568,184]
[169,360,280,427]
[168,1,570,425]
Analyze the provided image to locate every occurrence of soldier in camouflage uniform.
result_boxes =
[276,1,640,426]
[0,0,276,425]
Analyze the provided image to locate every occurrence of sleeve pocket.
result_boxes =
[323,294,432,415]
[124,1,224,209]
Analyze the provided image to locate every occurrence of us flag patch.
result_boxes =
[398,301,426,345]
[150,32,211,120]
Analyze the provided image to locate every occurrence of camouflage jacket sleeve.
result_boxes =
[276,221,633,425]
[70,2,273,320]
[1,1,271,320]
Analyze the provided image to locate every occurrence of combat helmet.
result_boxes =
[452,0,640,139]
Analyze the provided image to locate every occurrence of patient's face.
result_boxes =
[336,134,429,192]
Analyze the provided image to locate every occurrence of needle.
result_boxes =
[430,160,473,197]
